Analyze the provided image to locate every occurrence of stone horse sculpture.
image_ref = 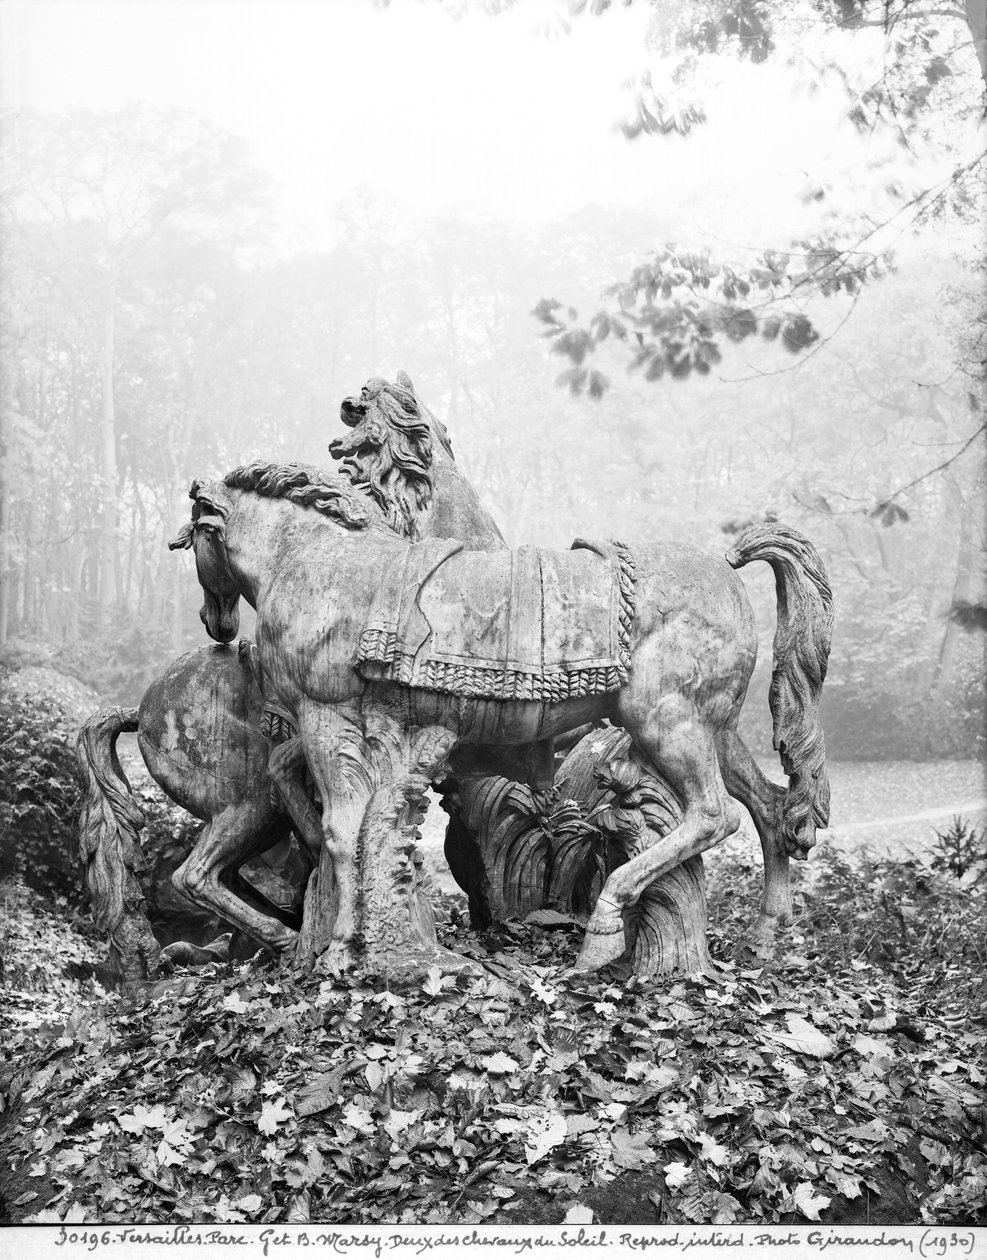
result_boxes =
[76,643,310,982]
[171,459,832,976]
[76,374,517,983]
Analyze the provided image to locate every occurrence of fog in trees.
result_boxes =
[1,0,983,762]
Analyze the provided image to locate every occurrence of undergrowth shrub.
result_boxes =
[0,879,103,1028]
[0,678,82,902]
[707,826,987,1020]
[927,815,987,882]
[0,661,214,950]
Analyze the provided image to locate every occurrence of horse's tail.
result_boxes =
[727,523,833,856]
[76,707,160,982]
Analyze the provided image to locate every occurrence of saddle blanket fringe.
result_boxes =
[356,537,635,703]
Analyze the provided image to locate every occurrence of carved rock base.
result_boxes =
[295,717,476,980]
[444,726,718,978]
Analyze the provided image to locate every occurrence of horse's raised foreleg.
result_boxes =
[574,701,741,972]
[166,805,299,961]
[716,728,791,959]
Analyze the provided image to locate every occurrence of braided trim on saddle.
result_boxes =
[609,538,635,683]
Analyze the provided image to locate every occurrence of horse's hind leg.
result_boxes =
[225,815,301,930]
[715,729,792,958]
[168,804,298,956]
[575,697,742,972]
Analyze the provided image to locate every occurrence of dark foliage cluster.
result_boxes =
[534,241,887,397]
[926,816,987,883]
[0,665,205,943]
[0,675,84,903]
[707,823,987,1025]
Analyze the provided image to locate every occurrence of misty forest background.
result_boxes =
[1,0,986,1229]
[0,0,985,766]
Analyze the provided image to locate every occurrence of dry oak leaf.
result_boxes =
[763,1013,835,1059]
[610,1128,652,1170]
[697,1132,731,1167]
[115,1104,168,1135]
[524,1110,568,1165]
[788,1181,832,1221]
[294,1069,345,1118]
[663,1160,691,1189]
[341,1101,376,1136]
[256,1097,294,1136]
[481,1052,520,1076]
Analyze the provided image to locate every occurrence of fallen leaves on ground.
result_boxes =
[0,892,984,1227]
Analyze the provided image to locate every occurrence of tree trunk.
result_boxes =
[928,469,985,696]
[0,484,10,646]
[967,0,987,88]
[96,282,118,626]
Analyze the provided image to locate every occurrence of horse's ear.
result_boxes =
[168,521,194,551]
[396,370,415,392]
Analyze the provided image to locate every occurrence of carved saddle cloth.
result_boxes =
[356,537,635,702]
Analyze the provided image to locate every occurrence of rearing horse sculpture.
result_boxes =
[174,459,832,975]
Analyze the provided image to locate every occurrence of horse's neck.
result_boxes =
[429,444,506,551]
[225,493,296,605]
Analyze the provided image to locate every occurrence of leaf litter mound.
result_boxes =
[1,894,984,1227]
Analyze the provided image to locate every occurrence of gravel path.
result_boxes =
[774,758,985,860]
[419,759,986,885]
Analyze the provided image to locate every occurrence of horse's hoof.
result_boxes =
[734,926,776,963]
[573,918,627,972]
[159,934,234,972]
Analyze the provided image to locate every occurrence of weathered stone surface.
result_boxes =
[180,452,832,977]
[77,643,301,983]
[443,724,716,977]
[79,372,833,988]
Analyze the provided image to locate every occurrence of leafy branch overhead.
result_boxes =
[539,0,986,397]
[534,240,884,393]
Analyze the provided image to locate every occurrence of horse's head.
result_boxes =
[169,479,240,643]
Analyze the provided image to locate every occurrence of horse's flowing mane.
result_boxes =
[223,461,392,531]
[332,377,437,539]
